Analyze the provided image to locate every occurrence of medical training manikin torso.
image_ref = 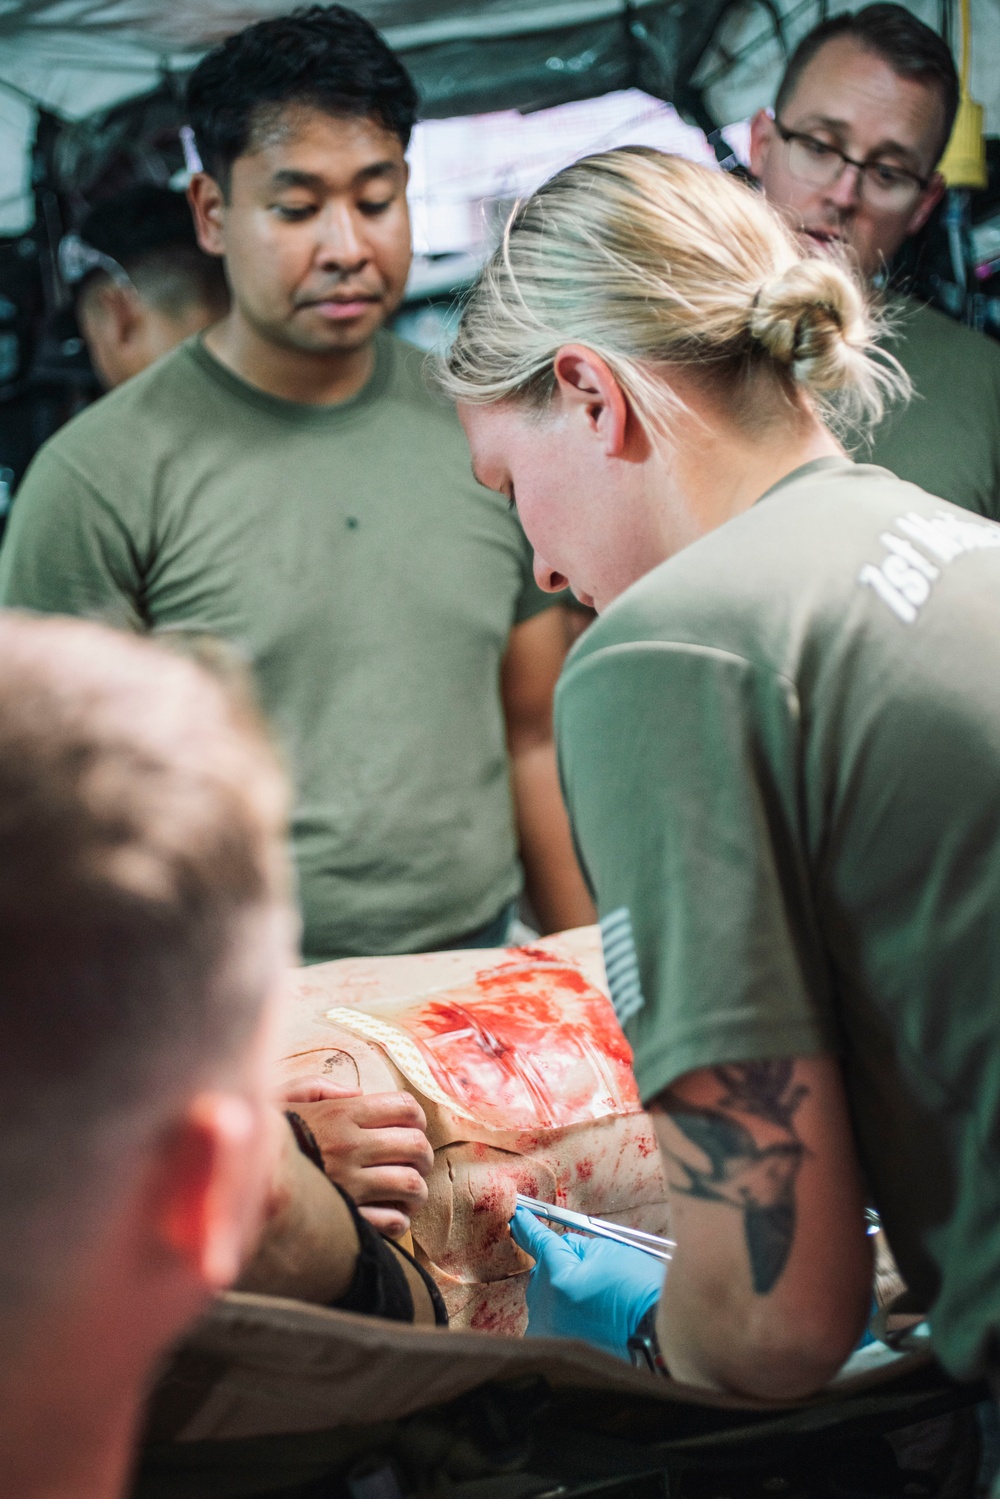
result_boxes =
[276,927,671,1334]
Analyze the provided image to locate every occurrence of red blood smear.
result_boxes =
[395,964,639,1130]
[470,1300,513,1333]
[477,962,590,996]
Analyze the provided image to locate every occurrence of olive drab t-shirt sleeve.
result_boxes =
[555,639,835,1103]
[867,300,1000,522]
[0,445,144,629]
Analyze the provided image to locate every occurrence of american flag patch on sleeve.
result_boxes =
[600,907,645,1026]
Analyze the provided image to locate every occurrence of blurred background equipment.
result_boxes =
[0,0,998,528]
[928,0,991,330]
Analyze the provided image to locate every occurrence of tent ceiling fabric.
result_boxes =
[0,0,666,55]
[0,0,716,118]
[0,0,998,232]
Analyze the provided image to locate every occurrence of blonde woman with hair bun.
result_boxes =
[447,147,1000,1406]
[447,148,903,451]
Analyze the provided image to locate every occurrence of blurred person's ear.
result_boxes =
[78,281,148,389]
[144,970,287,1294]
[749,108,776,180]
[188,174,227,258]
[146,1090,276,1292]
[905,169,945,238]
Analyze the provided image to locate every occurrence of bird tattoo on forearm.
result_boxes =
[660,1060,809,1294]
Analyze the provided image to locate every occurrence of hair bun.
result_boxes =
[441,148,909,439]
[748,258,870,393]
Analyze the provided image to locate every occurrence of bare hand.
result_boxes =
[279,1076,434,1239]
[280,1076,361,1104]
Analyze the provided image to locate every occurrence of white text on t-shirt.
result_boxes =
[858,509,1000,624]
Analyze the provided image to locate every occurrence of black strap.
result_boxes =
[627,1305,669,1376]
[284,1109,325,1172]
[389,1232,449,1327]
[330,1182,448,1326]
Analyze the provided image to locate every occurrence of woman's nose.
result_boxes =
[533,555,569,594]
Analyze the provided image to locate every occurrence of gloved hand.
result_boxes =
[510,1205,665,1361]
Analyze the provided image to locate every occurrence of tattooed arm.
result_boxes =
[650,1055,872,1400]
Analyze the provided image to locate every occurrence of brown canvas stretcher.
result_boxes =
[136,1291,987,1499]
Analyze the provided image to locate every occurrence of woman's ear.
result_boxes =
[552,344,629,457]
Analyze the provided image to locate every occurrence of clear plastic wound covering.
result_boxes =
[327,955,640,1131]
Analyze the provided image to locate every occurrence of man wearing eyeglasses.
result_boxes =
[750,3,1000,521]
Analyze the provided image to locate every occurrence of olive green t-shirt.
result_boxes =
[866,297,1000,521]
[556,457,1000,1382]
[0,331,553,960]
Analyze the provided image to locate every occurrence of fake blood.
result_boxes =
[394,963,639,1131]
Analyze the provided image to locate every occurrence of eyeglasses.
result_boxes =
[775,120,930,210]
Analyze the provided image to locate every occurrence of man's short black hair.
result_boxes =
[775,4,959,163]
[78,184,228,319]
[185,4,419,189]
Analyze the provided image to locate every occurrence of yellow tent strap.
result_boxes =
[939,0,987,190]
[960,0,971,90]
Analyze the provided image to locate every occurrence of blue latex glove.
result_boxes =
[510,1205,665,1361]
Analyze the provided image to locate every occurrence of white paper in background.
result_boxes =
[406,89,718,257]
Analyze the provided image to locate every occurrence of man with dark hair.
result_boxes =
[185,1,419,191]
[0,5,594,961]
[750,2,1000,519]
[0,612,442,1499]
[72,184,229,388]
